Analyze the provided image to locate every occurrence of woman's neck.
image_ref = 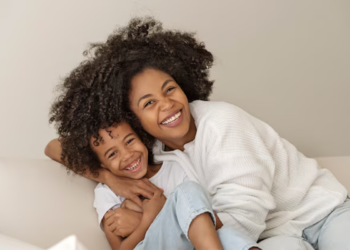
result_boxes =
[162,116,197,151]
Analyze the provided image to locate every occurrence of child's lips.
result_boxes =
[124,157,141,172]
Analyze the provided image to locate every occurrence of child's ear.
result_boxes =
[100,163,106,168]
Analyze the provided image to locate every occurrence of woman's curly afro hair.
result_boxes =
[49,17,214,176]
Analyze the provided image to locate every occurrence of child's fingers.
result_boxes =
[129,194,143,207]
[135,187,153,200]
[104,209,114,220]
[123,199,143,213]
[153,189,163,198]
[108,223,116,233]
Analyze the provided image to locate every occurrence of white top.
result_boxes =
[93,161,188,227]
[153,100,347,240]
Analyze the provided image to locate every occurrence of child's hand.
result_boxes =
[142,190,166,224]
[121,199,143,213]
[103,207,142,238]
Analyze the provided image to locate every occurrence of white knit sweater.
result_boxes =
[153,100,347,241]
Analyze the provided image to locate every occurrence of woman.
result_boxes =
[46,17,349,249]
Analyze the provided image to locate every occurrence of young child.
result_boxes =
[90,122,227,250]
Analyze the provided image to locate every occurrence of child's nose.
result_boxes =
[122,148,134,161]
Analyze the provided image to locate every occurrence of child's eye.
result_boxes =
[166,87,175,94]
[126,138,135,145]
[144,100,155,108]
[108,152,117,159]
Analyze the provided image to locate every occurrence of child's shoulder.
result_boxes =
[94,182,123,200]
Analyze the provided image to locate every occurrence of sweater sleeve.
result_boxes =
[202,103,277,241]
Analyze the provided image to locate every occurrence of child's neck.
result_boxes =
[144,163,162,179]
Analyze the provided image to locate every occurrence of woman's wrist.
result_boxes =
[99,168,119,184]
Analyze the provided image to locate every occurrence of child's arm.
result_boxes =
[44,138,160,207]
[104,226,122,250]
[104,190,166,250]
[102,208,143,250]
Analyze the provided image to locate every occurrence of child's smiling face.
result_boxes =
[91,122,148,180]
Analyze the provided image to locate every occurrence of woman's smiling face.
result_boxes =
[129,68,193,147]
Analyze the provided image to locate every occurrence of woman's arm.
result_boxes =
[44,139,114,183]
[44,138,161,207]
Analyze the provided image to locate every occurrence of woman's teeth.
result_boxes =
[161,111,181,125]
[126,158,140,171]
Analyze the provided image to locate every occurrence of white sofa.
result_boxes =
[0,157,349,249]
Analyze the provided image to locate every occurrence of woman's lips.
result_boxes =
[160,110,183,127]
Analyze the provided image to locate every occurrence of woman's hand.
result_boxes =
[121,199,143,213]
[142,190,167,224]
[103,208,143,238]
[105,173,162,207]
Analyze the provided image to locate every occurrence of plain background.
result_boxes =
[1,0,349,159]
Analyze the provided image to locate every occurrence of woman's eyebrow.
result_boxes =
[137,79,174,107]
[161,79,174,90]
[137,94,152,107]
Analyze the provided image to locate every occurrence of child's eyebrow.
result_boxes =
[104,147,114,158]
[123,133,135,141]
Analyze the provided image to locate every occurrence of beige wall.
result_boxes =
[1,0,349,159]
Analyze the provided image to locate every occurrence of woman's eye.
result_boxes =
[166,87,175,94]
[126,138,135,145]
[108,152,117,159]
[144,100,155,108]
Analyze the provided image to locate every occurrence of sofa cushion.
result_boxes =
[0,157,348,249]
[0,158,110,250]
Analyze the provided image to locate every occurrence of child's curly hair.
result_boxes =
[49,17,214,176]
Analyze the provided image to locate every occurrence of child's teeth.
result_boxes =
[126,158,140,170]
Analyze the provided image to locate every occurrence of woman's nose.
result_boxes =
[160,97,174,111]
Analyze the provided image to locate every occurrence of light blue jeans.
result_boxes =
[259,199,350,250]
[134,181,258,250]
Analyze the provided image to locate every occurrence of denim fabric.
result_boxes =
[259,199,350,250]
[135,181,258,250]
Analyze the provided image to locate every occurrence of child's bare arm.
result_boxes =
[119,190,166,250]
[102,214,123,250]
[103,208,145,250]
[104,227,122,250]
[104,191,166,250]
